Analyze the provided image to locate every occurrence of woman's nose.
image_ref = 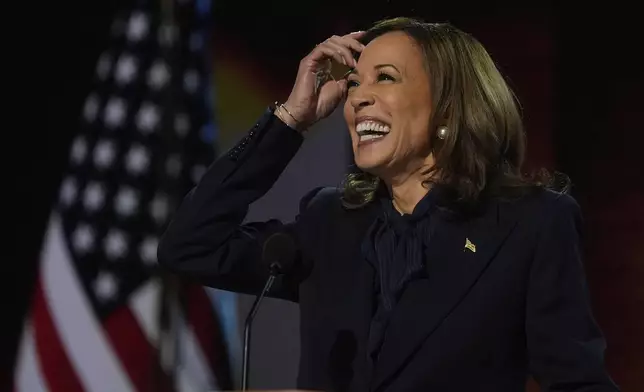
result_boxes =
[349,88,375,109]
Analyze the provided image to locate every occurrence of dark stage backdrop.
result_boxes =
[8,1,642,391]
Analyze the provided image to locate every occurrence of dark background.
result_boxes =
[7,0,642,390]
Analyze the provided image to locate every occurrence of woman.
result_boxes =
[158,18,619,392]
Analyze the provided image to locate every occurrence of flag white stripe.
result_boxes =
[129,278,161,343]
[15,322,49,392]
[41,214,135,392]
[176,368,200,392]
[179,317,218,390]
[130,278,215,392]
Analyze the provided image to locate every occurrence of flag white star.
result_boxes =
[70,136,88,165]
[165,154,182,177]
[114,187,139,217]
[96,52,112,80]
[139,236,158,265]
[127,11,149,42]
[83,94,100,122]
[147,60,170,89]
[94,271,118,302]
[136,102,159,133]
[59,177,78,207]
[115,53,138,85]
[93,139,116,170]
[191,164,206,183]
[183,69,199,93]
[125,144,150,175]
[150,193,169,224]
[103,97,127,128]
[73,223,95,254]
[174,113,190,137]
[104,229,128,260]
[158,23,177,46]
[83,182,105,212]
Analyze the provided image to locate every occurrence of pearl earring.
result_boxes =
[436,126,449,140]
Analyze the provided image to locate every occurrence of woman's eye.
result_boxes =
[347,73,393,89]
[377,72,395,82]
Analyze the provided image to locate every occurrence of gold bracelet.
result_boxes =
[275,101,301,124]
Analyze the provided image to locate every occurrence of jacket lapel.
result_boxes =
[371,201,518,391]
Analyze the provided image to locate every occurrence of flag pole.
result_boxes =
[154,0,182,390]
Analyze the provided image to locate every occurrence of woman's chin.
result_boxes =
[352,142,395,174]
[354,157,388,175]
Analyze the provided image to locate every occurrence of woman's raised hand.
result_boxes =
[277,32,365,131]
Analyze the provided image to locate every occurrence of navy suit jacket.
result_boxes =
[157,107,619,392]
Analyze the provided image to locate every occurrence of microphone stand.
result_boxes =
[241,262,281,391]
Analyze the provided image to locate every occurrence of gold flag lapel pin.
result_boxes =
[464,238,476,253]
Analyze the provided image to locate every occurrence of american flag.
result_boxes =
[14,0,233,391]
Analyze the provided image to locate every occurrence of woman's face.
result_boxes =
[343,31,434,179]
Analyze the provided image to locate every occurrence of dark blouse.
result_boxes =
[361,188,442,362]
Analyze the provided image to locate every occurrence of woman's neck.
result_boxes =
[387,174,432,215]
[379,154,436,215]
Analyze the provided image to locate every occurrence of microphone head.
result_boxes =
[262,231,297,274]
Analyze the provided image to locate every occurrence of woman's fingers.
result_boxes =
[309,43,350,67]
[331,33,365,55]
[308,32,365,68]
[323,40,356,67]
[344,31,366,41]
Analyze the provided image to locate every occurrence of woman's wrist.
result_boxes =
[274,106,299,131]
[274,102,308,133]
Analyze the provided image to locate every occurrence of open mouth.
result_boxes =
[356,120,391,143]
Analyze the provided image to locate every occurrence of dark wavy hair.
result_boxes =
[341,17,568,212]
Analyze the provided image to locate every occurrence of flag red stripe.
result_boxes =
[103,306,156,392]
[183,284,231,388]
[32,277,84,392]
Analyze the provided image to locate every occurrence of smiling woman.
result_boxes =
[341,19,535,213]
[158,17,620,392]
[344,31,434,187]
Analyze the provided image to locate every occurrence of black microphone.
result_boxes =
[241,231,297,391]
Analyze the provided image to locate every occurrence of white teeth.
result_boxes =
[359,134,385,142]
[356,121,390,134]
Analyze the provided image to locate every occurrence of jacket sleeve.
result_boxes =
[157,107,322,302]
[526,193,620,391]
